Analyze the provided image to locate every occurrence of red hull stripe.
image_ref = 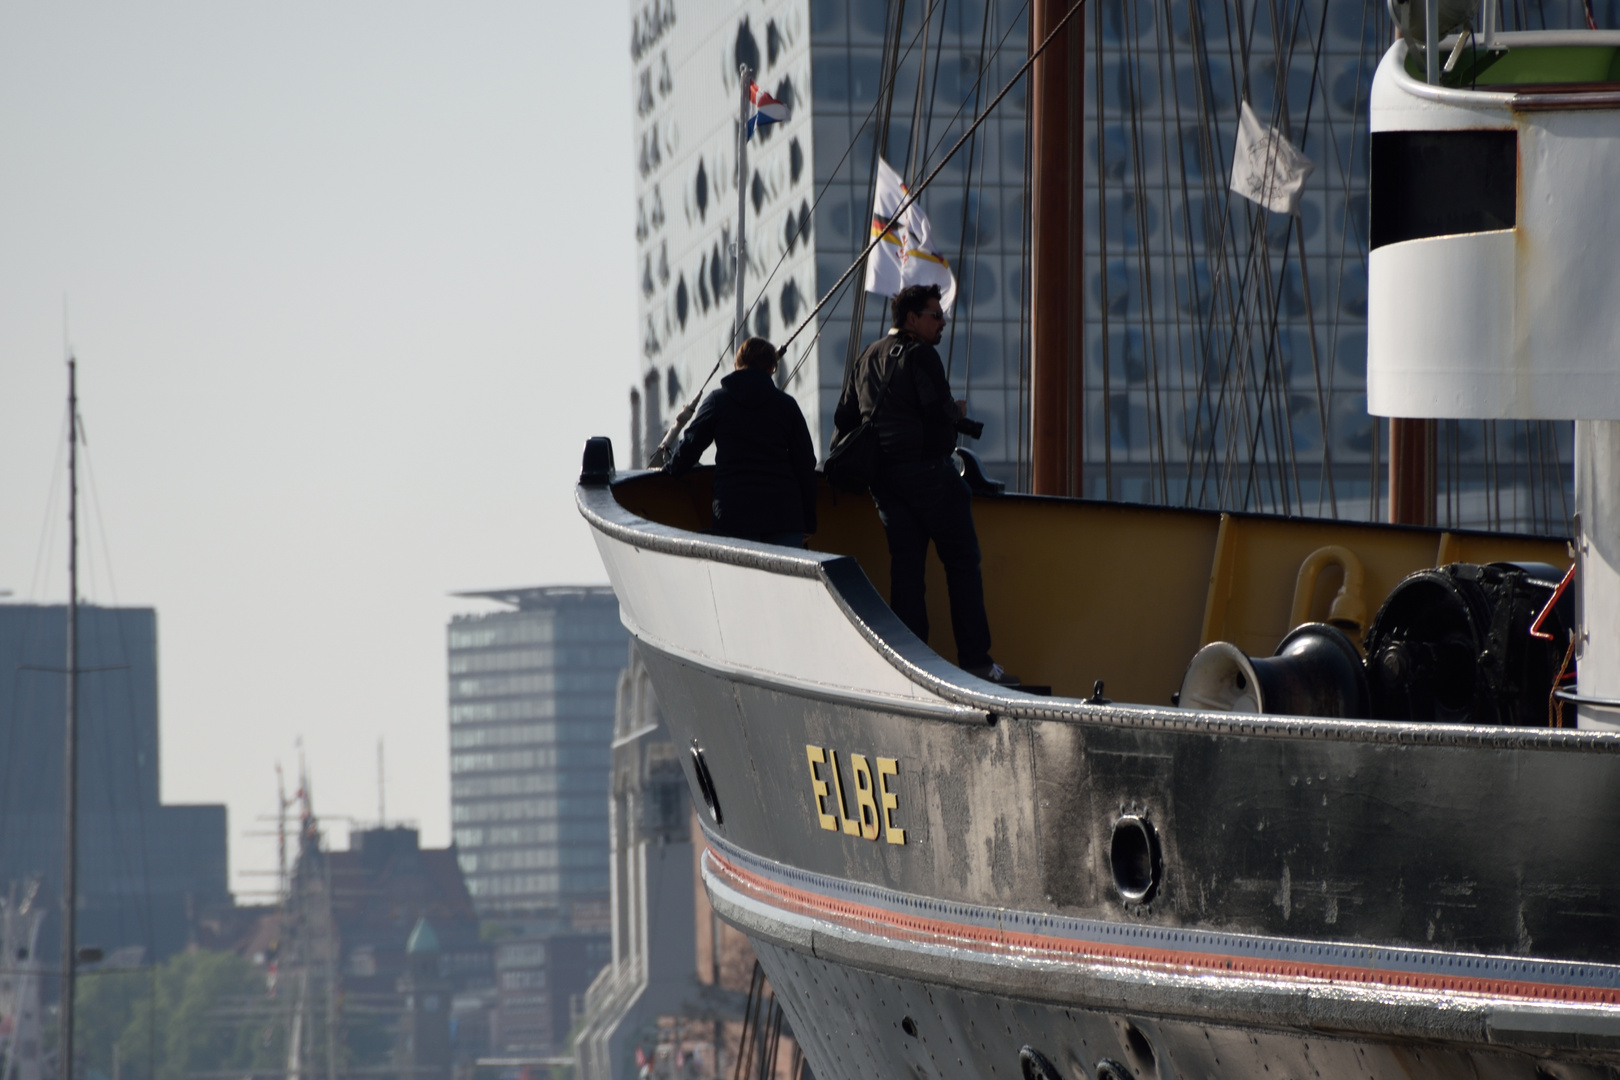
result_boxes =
[705,845,1620,1006]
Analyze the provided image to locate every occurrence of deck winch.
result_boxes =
[1180,562,1573,724]
[1365,562,1571,725]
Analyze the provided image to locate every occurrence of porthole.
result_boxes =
[1110,814,1162,903]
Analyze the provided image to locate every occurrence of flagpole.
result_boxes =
[646,64,763,468]
[734,64,750,352]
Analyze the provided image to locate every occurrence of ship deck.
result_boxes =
[611,467,1568,707]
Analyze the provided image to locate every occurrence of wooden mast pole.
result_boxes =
[1389,30,1440,528]
[1388,418,1436,525]
[1028,0,1086,496]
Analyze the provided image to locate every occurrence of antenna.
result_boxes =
[377,738,385,826]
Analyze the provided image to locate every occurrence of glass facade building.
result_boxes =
[627,0,1034,483]
[1081,0,1584,528]
[629,0,821,467]
[631,0,1591,532]
[805,0,1034,483]
[447,587,625,922]
[1079,0,1387,513]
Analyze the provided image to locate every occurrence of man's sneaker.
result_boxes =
[967,662,1021,687]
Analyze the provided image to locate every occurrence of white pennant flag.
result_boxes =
[1230,100,1314,215]
[864,158,907,297]
[864,157,959,311]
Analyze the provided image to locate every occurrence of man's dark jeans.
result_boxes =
[871,455,992,670]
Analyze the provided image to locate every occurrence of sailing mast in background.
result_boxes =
[59,359,81,1080]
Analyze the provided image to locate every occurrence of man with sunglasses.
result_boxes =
[832,284,1017,686]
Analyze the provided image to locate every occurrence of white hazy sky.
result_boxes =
[0,4,635,899]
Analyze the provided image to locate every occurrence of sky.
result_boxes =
[0,4,635,899]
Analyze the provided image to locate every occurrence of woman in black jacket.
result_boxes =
[662,338,818,547]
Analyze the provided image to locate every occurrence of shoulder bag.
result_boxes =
[823,341,905,494]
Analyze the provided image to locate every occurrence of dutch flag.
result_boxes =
[746,82,789,140]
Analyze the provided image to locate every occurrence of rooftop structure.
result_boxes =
[325,826,490,1005]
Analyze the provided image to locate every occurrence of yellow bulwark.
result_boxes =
[616,472,1569,707]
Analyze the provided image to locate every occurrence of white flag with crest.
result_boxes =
[864,157,960,311]
[864,158,907,297]
[1230,100,1314,215]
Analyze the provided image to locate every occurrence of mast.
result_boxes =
[1028,0,1086,496]
[1388,419,1436,525]
[734,64,751,351]
[60,358,79,1080]
[1388,0,1441,526]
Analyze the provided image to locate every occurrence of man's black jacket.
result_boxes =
[833,330,977,466]
[663,367,818,536]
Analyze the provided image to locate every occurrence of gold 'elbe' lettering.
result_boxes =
[850,754,880,841]
[828,749,861,836]
[876,757,905,845]
[804,745,837,831]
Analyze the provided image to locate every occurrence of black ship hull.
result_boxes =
[578,469,1620,1079]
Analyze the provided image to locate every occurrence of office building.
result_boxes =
[629,0,1582,530]
[489,931,611,1057]
[0,604,229,967]
[447,587,624,924]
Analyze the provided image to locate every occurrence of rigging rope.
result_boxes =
[780,0,1089,386]
[838,0,910,408]
[943,0,997,383]
[642,0,1576,527]
[645,1,956,465]
[955,10,998,424]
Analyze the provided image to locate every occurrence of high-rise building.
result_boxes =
[489,931,612,1058]
[630,0,1584,530]
[0,604,229,966]
[446,587,625,926]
